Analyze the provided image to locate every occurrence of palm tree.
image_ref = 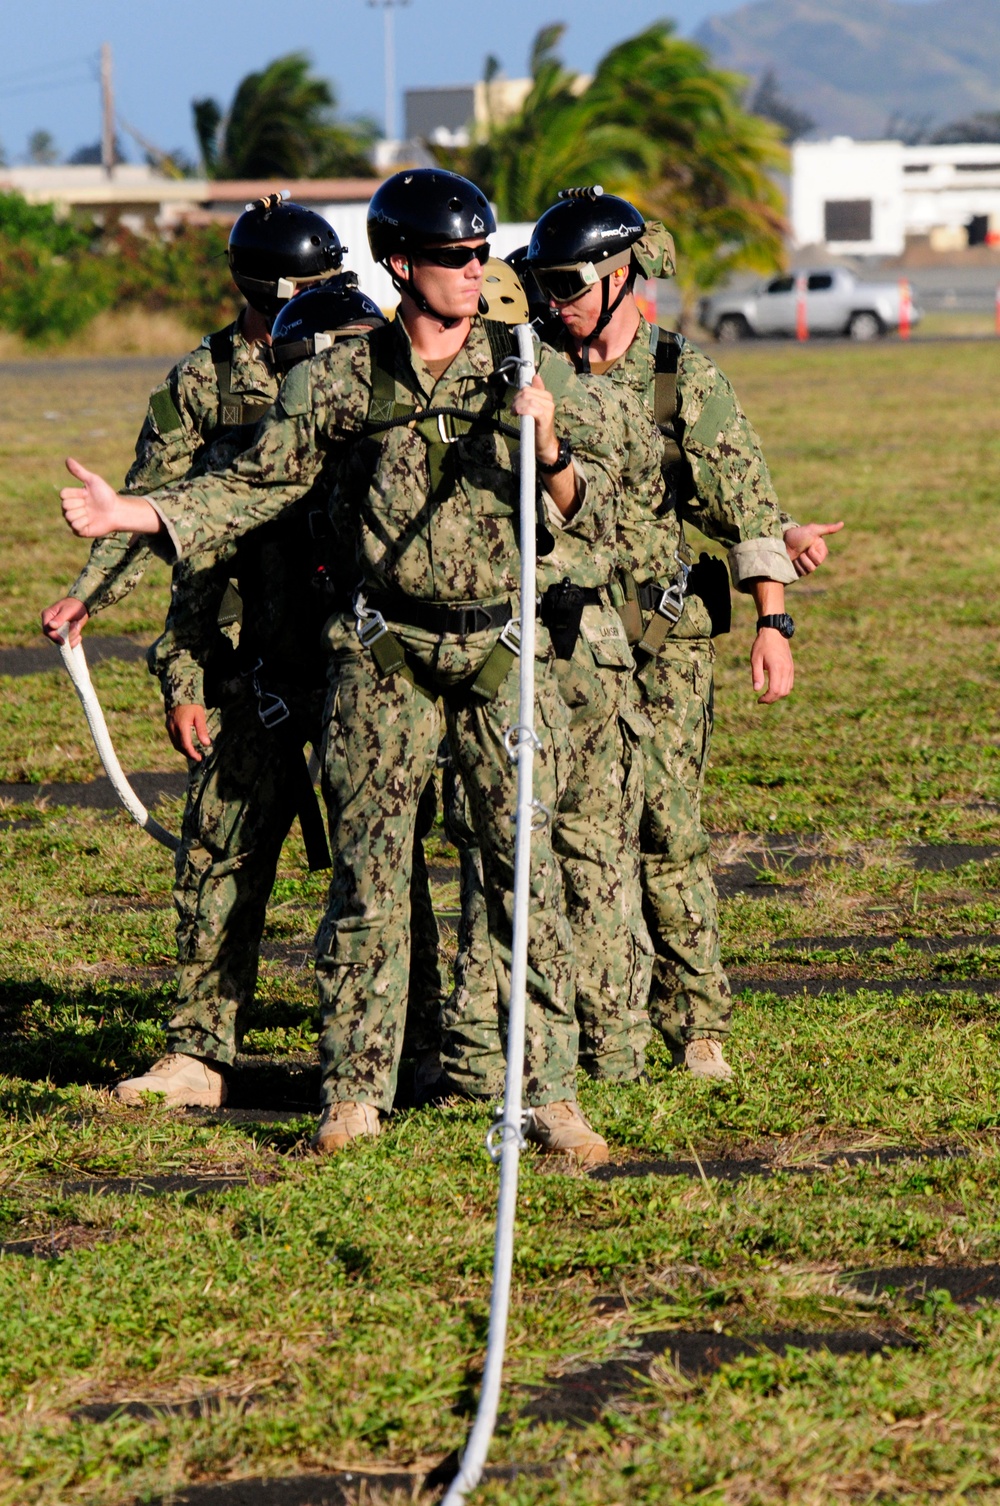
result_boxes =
[194,53,376,180]
[434,23,788,324]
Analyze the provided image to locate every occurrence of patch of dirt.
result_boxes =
[0,771,186,810]
[521,1327,917,1425]
[732,977,1000,998]
[842,1264,1000,1304]
[906,843,1000,872]
[150,1461,544,1505]
[72,1388,258,1424]
[771,934,1000,955]
[0,1225,117,1259]
[54,1173,270,1199]
[0,634,151,679]
[593,1143,967,1185]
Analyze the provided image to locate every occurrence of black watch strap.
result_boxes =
[756,613,795,639]
[536,437,573,475]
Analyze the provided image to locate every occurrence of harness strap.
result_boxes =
[364,320,521,502]
[286,739,332,872]
[208,328,273,432]
[363,592,512,638]
[649,323,685,464]
[247,660,331,870]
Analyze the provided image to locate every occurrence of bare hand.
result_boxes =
[783,520,844,577]
[167,704,213,762]
[751,629,794,705]
[41,596,89,647]
[512,375,558,463]
[60,457,160,538]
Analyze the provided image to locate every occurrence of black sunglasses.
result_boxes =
[414,242,491,269]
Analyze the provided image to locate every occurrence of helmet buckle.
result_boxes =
[276,277,296,300]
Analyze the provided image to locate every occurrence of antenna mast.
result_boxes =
[100,42,115,178]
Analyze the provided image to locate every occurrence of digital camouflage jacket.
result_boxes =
[68,316,278,707]
[145,318,621,670]
[556,318,797,640]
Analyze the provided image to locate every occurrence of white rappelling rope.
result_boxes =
[55,630,179,851]
[443,322,540,1505]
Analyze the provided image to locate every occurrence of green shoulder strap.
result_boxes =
[649,324,686,463]
[208,327,273,432]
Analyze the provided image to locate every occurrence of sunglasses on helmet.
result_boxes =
[530,263,600,305]
[415,242,492,269]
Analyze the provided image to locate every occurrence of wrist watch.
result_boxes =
[536,436,573,475]
[756,613,795,639]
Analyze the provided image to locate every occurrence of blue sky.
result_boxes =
[2,0,765,166]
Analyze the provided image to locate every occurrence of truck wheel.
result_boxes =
[848,311,883,342]
[716,314,750,343]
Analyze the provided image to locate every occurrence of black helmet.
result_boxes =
[270,274,385,373]
[229,193,345,319]
[367,169,496,263]
[527,187,645,304]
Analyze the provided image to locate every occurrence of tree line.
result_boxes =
[1,22,796,342]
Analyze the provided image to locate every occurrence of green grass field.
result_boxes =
[1,338,1000,1505]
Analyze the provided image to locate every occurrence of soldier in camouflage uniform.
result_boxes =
[526,191,842,1079]
[59,170,630,1164]
[47,205,445,1109]
[436,274,659,1097]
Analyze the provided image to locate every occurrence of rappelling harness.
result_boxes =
[606,323,731,657]
[350,319,601,704]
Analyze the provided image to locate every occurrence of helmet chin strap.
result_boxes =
[389,267,460,329]
[577,275,629,372]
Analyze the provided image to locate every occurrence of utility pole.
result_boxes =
[100,41,114,178]
[367,0,410,143]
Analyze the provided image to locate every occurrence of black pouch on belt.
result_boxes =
[539,578,589,661]
[686,552,732,637]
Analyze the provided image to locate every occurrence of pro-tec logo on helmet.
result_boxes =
[599,224,635,238]
[472,215,485,233]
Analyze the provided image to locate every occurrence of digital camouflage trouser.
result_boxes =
[167,684,443,1067]
[315,641,579,1112]
[634,636,732,1049]
[438,618,652,1096]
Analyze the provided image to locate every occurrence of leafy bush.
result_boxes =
[0,192,238,345]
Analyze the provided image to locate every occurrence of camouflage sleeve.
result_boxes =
[675,345,795,587]
[147,559,230,712]
[124,342,220,494]
[536,342,622,546]
[68,533,155,615]
[144,348,365,566]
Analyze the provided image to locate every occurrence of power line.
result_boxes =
[0,75,92,101]
[0,55,93,88]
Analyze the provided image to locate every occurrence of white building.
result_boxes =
[792,138,1000,256]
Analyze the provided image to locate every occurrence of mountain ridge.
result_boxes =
[695,0,1000,137]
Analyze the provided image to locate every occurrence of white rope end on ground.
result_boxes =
[55,631,179,851]
[442,322,539,1506]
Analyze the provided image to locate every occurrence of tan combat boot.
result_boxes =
[684,1038,734,1081]
[113,1053,228,1108]
[312,1101,381,1155]
[526,1101,609,1166]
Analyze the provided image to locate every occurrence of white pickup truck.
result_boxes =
[699,268,920,342]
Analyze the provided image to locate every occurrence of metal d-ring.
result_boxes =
[503,723,542,758]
